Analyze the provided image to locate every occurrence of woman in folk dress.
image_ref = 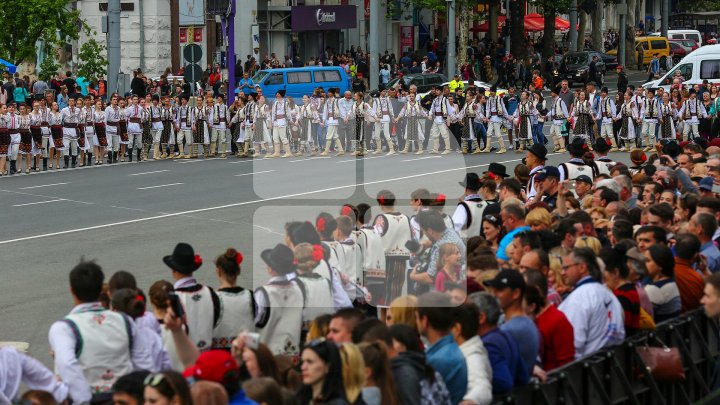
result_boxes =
[458,91,482,154]
[572,90,594,149]
[251,95,271,158]
[29,102,46,172]
[395,94,427,154]
[0,105,9,175]
[48,102,64,169]
[296,95,319,156]
[93,99,108,165]
[659,92,679,143]
[350,91,372,156]
[513,90,538,152]
[614,91,637,151]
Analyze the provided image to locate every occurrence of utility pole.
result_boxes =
[226,0,236,107]
[447,0,456,76]
[504,0,510,55]
[569,0,578,52]
[619,0,626,67]
[661,0,668,38]
[139,0,145,70]
[369,0,379,91]
[107,0,121,94]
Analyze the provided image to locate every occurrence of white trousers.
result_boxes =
[271,126,288,144]
[211,128,227,144]
[428,122,450,151]
[128,133,143,150]
[373,122,391,141]
[641,122,656,144]
[152,129,163,144]
[600,123,614,138]
[326,125,339,141]
[62,138,78,156]
[486,121,503,139]
[683,123,699,140]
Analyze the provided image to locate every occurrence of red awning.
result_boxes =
[471,14,561,33]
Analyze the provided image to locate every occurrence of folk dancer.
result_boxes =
[160,96,175,159]
[38,100,52,170]
[0,105,8,175]
[48,103,64,169]
[191,96,210,159]
[126,95,144,162]
[93,99,108,165]
[482,86,508,153]
[79,96,93,167]
[347,92,371,156]
[659,92,679,143]
[396,95,427,154]
[593,138,616,176]
[597,87,619,151]
[513,91,537,152]
[104,96,122,163]
[29,102,47,171]
[547,88,569,153]
[371,90,396,155]
[251,95,270,158]
[17,104,33,174]
[147,95,165,160]
[631,87,645,148]
[175,97,193,159]
[373,190,413,305]
[137,99,152,162]
[614,92,638,151]
[459,91,482,154]
[559,137,597,181]
[638,88,660,151]
[229,99,247,158]
[678,89,706,141]
[296,95,319,156]
[209,95,230,158]
[427,87,453,154]
[211,249,256,350]
[268,90,293,158]
[320,93,345,156]
[571,91,594,149]
[60,98,81,168]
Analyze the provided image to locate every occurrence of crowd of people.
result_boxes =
[3,125,720,404]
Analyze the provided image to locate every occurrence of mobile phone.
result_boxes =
[712,184,720,194]
[244,332,260,350]
[563,181,575,191]
[168,292,184,318]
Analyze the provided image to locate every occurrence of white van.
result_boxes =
[643,44,720,91]
[650,30,703,46]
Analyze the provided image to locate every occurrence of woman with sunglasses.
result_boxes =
[143,371,193,405]
[298,339,349,405]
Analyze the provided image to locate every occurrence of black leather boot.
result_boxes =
[71,155,77,168]
[87,153,93,166]
[42,158,48,171]
[137,149,141,162]
[128,149,133,162]
[64,156,70,168]
[9,160,16,175]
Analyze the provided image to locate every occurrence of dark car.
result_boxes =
[559,51,606,87]
[372,73,446,96]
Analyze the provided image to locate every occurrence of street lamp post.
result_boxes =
[447,0,456,77]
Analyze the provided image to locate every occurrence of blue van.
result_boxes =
[251,66,351,99]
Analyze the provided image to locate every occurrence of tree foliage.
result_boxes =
[38,50,60,82]
[76,26,108,83]
[0,0,80,65]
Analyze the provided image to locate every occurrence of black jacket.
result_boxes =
[391,351,426,405]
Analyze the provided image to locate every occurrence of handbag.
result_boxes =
[636,336,685,383]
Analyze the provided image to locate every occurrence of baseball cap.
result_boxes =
[483,269,526,291]
[535,166,560,181]
[183,350,240,384]
[699,176,714,191]
[575,175,593,185]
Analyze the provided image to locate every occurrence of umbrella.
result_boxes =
[524,13,572,31]
[0,58,17,74]
[470,15,546,33]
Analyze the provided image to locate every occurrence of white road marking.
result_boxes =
[336,155,387,163]
[227,160,257,164]
[177,158,226,164]
[0,154,562,245]
[289,156,330,163]
[13,199,67,207]
[19,182,68,190]
[129,170,169,176]
[137,182,184,190]
[235,170,275,177]
[402,156,443,162]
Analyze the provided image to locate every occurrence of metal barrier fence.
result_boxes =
[492,310,720,405]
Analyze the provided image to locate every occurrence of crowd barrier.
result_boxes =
[492,310,720,405]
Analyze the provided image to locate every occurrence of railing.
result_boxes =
[492,310,720,405]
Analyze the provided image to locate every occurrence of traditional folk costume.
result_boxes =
[0,114,9,160]
[639,97,660,151]
[371,97,396,154]
[251,102,270,157]
[17,113,32,156]
[211,287,256,350]
[148,104,164,160]
[459,99,482,154]
[160,105,174,158]
[269,98,292,158]
[572,99,594,148]
[191,105,210,158]
[60,105,81,167]
[373,211,412,305]
[397,99,427,154]
[38,106,51,161]
[660,101,679,143]
[597,96,619,151]
[29,110,46,160]
[125,104,143,155]
[79,106,93,166]
[296,102,319,156]
[173,277,219,352]
[208,102,229,158]
[428,95,452,154]
[547,96,569,152]
[615,100,638,151]
[321,97,344,156]
[678,97,706,141]
[175,104,193,158]
[48,110,64,158]
[255,276,304,357]
[293,272,334,325]
[483,95,508,153]
[138,106,153,161]
[229,106,248,157]
[513,100,537,151]
[350,99,371,156]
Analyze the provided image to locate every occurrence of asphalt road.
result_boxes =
[0,72,649,367]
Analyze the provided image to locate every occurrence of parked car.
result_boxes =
[669,42,688,64]
[650,29,703,46]
[643,44,720,91]
[252,66,351,99]
[608,36,671,68]
[372,73,446,97]
[417,80,508,99]
[559,51,606,87]
[670,38,699,53]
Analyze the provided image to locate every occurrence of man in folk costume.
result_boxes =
[459,90,482,154]
[614,91,637,151]
[547,87,569,153]
[659,92,679,143]
[559,138,597,181]
[371,89,396,155]
[426,86,453,155]
[163,242,220,351]
[678,88,706,142]
[395,94,427,154]
[138,98,153,162]
[596,87,619,152]
[452,172,492,241]
[320,92,345,156]
[593,138,616,176]
[29,101,47,171]
[104,95,123,163]
[571,91,594,150]
[347,91,371,156]
[80,96,95,167]
[483,86,508,153]
[268,90,293,158]
[174,96,193,159]
[525,144,547,200]
[296,95,319,156]
[630,86,645,148]
[125,95,144,162]
[191,96,210,158]
[229,99,247,158]
[49,261,153,404]
[638,87,660,152]
[38,99,52,170]
[254,244,304,356]
[373,190,412,305]
[207,94,229,158]
[60,97,82,169]
[146,95,165,160]
[160,96,175,159]
[338,90,355,152]
[513,90,537,152]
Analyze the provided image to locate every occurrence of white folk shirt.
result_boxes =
[271,99,290,127]
[48,302,153,404]
[678,98,707,124]
[0,347,68,404]
[173,277,214,351]
[104,105,122,135]
[176,105,193,130]
[374,97,394,123]
[558,277,626,359]
[323,98,340,126]
[430,96,450,124]
[149,105,163,131]
[209,103,229,130]
[549,97,569,125]
[597,97,616,124]
[485,96,507,123]
[640,98,659,123]
[253,277,304,356]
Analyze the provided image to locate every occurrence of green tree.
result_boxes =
[38,48,60,82]
[0,0,80,65]
[76,26,108,83]
[535,0,572,58]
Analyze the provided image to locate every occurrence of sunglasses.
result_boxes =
[144,373,166,387]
